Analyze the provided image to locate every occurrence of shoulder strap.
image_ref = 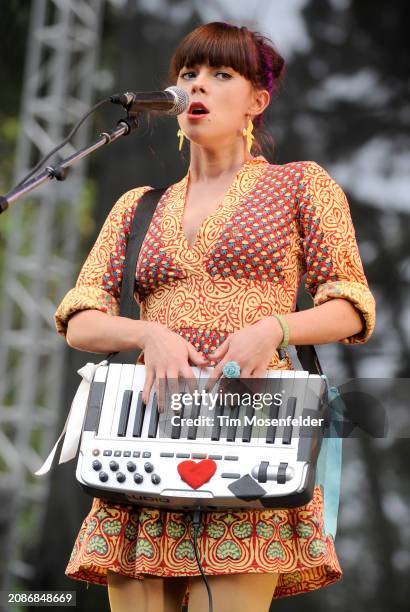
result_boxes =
[116,186,324,375]
[119,187,167,319]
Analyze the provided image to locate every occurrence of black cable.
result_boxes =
[14,97,111,188]
[192,509,213,612]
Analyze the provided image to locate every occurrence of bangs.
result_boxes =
[170,23,259,84]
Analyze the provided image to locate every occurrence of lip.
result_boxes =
[187,101,210,119]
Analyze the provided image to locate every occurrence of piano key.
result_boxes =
[211,401,224,441]
[97,363,122,437]
[117,390,133,437]
[266,403,279,443]
[171,405,184,439]
[241,404,254,442]
[264,372,284,443]
[187,395,201,440]
[226,404,240,441]
[282,396,297,444]
[147,393,159,438]
[252,371,281,445]
[132,392,146,438]
[109,364,135,437]
[84,380,106,432]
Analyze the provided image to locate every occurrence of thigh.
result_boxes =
[187,572,279,612]
[107,570,189,612]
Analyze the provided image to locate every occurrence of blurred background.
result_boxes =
[0,0,409,611]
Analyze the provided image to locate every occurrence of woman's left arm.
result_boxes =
[206,161,376,381]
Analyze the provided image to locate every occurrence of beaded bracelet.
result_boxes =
[272,314,290,349]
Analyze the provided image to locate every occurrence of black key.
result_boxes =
[187,395,202,440]
[132,391,145,438]
[266,404,279,443]
[221,473,241,479]
[226,405,240,442]
[84,381,105,432]
[148,393,159,438]
[171,405,184,439]
[282,397,296,444]
[208,454,222,460]
[118,390,133,437]
[192,453,206,459]
[211,402,224,441]
[160,452,174,457]
[176,453,190,458]
[224,455,238,461]
[242,405,254,442]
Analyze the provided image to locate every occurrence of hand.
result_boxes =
[203,317,284,393]
[140,322,209,411]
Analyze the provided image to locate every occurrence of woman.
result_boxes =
[55,22,376,612]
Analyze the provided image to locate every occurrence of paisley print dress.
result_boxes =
[54,156,376,598]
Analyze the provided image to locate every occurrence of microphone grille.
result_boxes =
[164,86,189,115]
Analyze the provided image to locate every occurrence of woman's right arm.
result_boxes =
[66,309,157,354]
[56,187,208,407]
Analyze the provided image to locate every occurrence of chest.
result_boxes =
[181,185,232,249]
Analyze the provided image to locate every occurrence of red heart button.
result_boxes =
[177,459,217,489]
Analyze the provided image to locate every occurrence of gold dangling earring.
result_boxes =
[177,128,186,151]
[242,118,254,153]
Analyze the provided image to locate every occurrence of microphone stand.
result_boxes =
[0,114,140,214]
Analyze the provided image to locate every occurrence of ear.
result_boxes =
[248,88,270,117]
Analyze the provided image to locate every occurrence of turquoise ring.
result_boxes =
[222,361,241,378]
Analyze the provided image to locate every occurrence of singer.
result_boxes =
[54,22,376,612]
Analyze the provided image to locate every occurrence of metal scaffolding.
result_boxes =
[0,0,105,590]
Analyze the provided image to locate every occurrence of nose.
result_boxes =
[190,72,207,95]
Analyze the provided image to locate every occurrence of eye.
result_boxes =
[215,71,232,80]
[180,70,196,79]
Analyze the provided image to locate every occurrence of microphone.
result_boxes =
[110,86,189,116]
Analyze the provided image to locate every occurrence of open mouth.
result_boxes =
[188,102,210,116]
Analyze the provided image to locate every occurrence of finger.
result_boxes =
[166,370,181,412]
[155,371,166,413]
[142,368,155,405]
[187,344,209,368]
[180,365,200,398]
[204,361,226,395]
[250,367,266,379]
[207,337,230,361]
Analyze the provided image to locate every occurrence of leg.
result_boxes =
[187,572,279,612]
[107,570,189,612]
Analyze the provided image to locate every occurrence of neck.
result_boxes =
[188,141,254,182]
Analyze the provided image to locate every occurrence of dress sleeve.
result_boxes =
[54,186,151,337]
[296,161,376,345]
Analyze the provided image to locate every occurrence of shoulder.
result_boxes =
[112,185,153,213]
[265,160,331,181]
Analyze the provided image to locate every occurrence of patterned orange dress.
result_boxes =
[54,156,376,599]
